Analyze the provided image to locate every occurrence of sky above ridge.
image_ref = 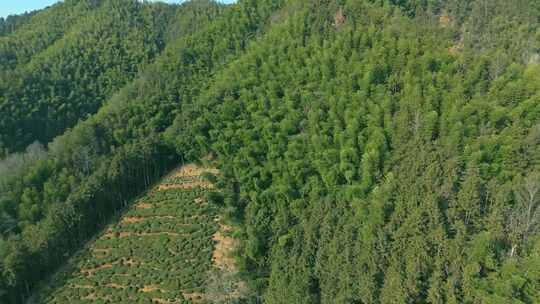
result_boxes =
[0,0,237,19]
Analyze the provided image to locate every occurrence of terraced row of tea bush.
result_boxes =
[33,165,222,304]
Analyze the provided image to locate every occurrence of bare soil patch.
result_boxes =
[135,202,153,209]
[83,293,98,300]
[439,12,453,27]
[174,164,219,178]
[122,217,146,224]
[183,291,204,302]
[449,40,464,55]
[212,225,238,272]
[158,180,214,191]
[108,283,126,289]
[140,285,166,293]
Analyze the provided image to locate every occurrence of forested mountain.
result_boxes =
[0,0,222,154]
[1,0,539,303]
[0,12,38,37]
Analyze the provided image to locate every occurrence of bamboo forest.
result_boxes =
[0,0,539,303]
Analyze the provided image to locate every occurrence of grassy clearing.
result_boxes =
[32,164,241,304]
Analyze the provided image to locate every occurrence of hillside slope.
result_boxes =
[0,0,223,154]
[32,163,243,304]
[0,0,98,72]
[166,0,540,303]
[1,0,539,303]
[0,0,285,302]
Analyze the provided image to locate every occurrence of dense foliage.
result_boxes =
[0,12,37,37]
[173,0,540,302]
[0,0,284,302]
[0,0,190,153]
[0,0,93,72]
[0,0,539,303]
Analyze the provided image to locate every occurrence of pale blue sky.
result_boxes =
[0,0,237,18]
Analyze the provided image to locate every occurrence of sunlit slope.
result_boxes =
[34,164,241,304]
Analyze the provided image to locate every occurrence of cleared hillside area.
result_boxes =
[32,164,241,304]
